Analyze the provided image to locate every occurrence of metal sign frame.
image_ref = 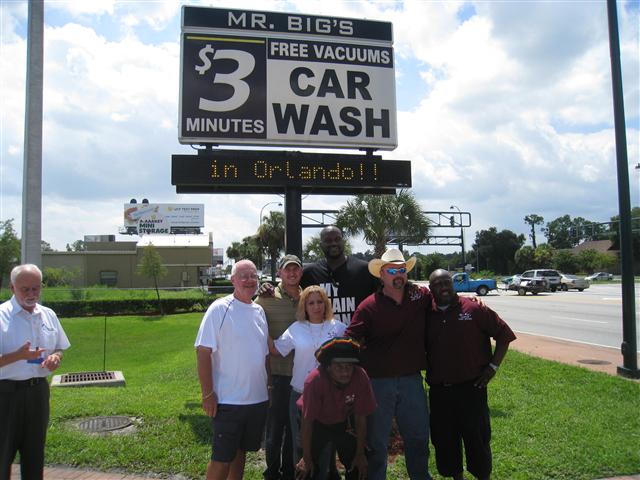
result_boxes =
[179,6,397,150]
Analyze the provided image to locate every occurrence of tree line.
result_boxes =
[226,195,636,277]
[1,201,636,285]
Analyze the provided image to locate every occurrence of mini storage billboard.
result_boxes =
[123,203,204,235]
[179,6,396,150]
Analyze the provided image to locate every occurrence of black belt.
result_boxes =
[0,377,46,388]
[430,379,476,388]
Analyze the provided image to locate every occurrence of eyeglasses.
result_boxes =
[385,267,407,275]
[235,273,259,281]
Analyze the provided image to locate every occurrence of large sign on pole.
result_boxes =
[179,6,396,150]
[123,203,204,235]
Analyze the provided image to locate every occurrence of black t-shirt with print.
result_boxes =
[301,256,378,325]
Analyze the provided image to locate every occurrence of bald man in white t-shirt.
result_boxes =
[195,259,270,480]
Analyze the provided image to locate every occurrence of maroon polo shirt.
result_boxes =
[297,366,377,425]
[425,295,516,386]
[346,284,431,378]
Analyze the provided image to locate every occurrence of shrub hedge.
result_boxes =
[42,297,216,317]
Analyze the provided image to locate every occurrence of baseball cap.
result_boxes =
[278,254,302,270]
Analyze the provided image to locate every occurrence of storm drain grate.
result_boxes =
[61,371,115,383]
[51,370,125,387]
[77,416,132,433]
[577,359,611,365]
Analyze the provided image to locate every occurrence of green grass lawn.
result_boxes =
[44,313,639,479]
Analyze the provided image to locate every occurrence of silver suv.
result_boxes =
[520,269,562,292]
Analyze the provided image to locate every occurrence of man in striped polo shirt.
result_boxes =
[256,254,303,480]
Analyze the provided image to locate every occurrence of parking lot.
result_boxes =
[479,283,638,349]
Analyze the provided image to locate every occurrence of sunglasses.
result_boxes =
[385,267,407,275]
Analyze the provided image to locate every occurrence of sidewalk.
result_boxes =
[510,331,640,378]
[11,333,640,480]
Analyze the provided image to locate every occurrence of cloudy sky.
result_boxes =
[1,0,638,258]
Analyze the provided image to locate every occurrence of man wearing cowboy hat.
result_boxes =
[345,248,433,480]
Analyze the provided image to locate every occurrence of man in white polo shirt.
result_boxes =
[0,264,70,480]
[195,259,270,480]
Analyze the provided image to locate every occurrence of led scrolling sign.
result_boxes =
[171,150,411,194]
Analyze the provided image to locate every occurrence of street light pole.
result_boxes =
[259,201,282,226]
[450,205,466,267]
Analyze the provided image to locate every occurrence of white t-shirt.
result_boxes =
[0,297,71,381]
[275,319,346,393]
[194,295,269,404]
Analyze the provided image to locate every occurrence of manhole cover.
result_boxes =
[77,416,132,433]
[577,359,611,365]
[61,371,116,383]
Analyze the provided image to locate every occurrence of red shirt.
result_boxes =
[426,296,516,385]
[346,284,430,378]
[297,366,377,425]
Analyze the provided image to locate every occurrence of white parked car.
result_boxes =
[560,274,590,291]
[518,269,562,292]
[586,272,614,281]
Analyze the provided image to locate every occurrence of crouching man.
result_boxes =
[295,338,376,480]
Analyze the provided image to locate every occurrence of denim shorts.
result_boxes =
[211,402,268,463]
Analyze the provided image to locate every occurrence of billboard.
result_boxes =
[179,7,396,150]
[123,204,204,235]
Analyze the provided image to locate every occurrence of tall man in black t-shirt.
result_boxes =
[301,226,379,325]
[300,225,379,479]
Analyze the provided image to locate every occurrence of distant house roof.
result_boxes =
[571,240,616,254]
[137,235,210,248]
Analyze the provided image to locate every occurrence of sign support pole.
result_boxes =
[284,187,303,258]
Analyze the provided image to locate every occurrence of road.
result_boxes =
[474,284,639,349]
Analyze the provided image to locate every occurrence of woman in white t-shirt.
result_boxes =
[268,285,346,475]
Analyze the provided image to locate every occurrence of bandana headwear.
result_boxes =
[315,337,361,366]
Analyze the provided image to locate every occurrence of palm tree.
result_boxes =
[336,190,430,257]
[524,214,544,248]
[226,236,262,267]
[257,211,285,281]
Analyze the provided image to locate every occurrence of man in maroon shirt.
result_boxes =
[345,249,432,480]
[296,338,376,480]
[426,269,516,480]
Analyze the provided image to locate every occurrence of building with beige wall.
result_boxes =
[42,234,214,288]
